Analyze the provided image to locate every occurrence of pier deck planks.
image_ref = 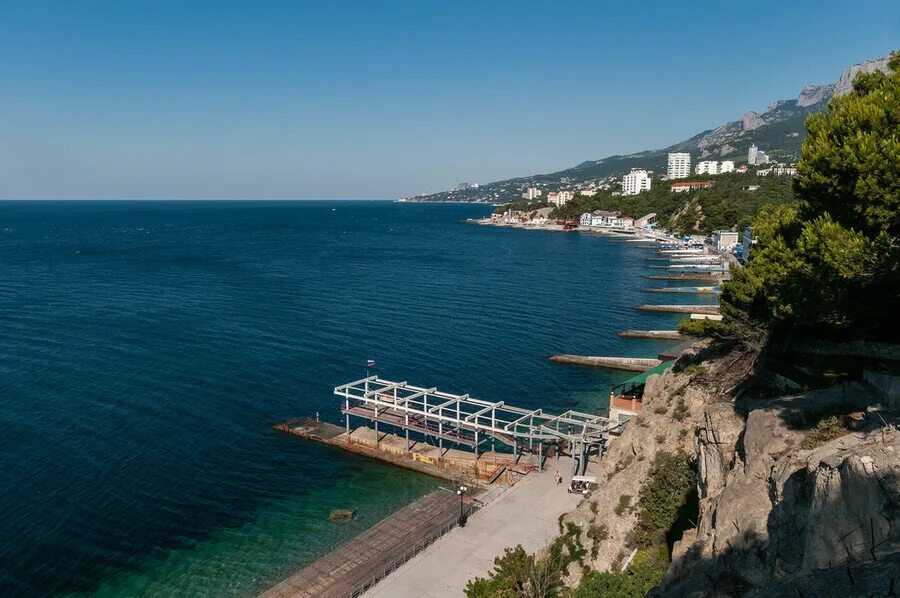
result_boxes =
[259,489,462,598]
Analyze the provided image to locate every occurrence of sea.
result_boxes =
[0,200,716,596]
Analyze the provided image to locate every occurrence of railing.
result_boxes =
[347,502,480,598]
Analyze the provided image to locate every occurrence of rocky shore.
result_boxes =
[552,343,900,596]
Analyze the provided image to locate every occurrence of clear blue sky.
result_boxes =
[1,1,897,199]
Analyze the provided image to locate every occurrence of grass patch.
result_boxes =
[800,412,861,449]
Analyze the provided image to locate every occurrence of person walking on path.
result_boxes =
[554,470,562,485]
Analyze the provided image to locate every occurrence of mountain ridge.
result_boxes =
[406,54,890,204]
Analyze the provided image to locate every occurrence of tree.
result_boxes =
[794,52,900,237]
[710,51,900,341]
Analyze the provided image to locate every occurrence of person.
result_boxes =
[555,470,562,485]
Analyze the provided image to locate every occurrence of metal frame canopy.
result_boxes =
[334,376,620,449]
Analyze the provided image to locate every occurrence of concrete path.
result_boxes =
[364,466,584,598]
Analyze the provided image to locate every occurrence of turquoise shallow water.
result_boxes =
[0,201,716,596]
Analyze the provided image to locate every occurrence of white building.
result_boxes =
[696,160,719,175]
[748,144,770,165]
[711,230,740,251]
[547,190,574,206]
[635,213,657,229]
[667,153,691,179]
[521,187,542,200]
[622,169,651,196]
[578,189,597,197]
[719,160,735,173]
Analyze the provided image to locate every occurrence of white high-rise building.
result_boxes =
[667,153,691,179]
[719,160,735,173]
[521,187,542,200]
[748,144,770,166]
[622,169,651,196]
[696,160,719,175]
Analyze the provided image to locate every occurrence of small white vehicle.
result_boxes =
[568,475,598,494]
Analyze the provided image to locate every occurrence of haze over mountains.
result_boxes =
[408,55,890,204]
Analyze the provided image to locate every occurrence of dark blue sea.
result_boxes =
[0,201,715,596]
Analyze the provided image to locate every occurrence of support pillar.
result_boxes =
[374,404,379,449]
[474,431,479,460]
[538,441,543,471]
[345,398,350,435]
[405,413,410,451]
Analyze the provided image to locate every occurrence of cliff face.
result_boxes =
[661,383,900,596]
[559,346,900,595]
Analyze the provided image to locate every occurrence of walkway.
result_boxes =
[364,467,584,598]
[259,489,465,598]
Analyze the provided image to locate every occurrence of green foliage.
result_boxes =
[614,494,632,516]
[717,53,900,340]
[795,52,900,237]
[587,524,609,559]
[465,525,587,598]
[629,452,697,549]
[676,317,730,338]
[464,545,531,598]
[572,545,669,598]
[541,173,794,234]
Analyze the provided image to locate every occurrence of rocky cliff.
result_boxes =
[557,345,900,596]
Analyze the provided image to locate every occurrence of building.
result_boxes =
[634,213,657,229]
[670,181,712,193]
[711,230,740,251]
[719,160,735,173]
[521,187,542,200]
[667,153,691,179]
[578,189,597,197]
[547,190,574,206]
[748,144,770,165]
[695,160,719,175]
[609,215,634,228]
[736,164,748,173]
[579,210,626,227]
[622,169,651,196]
[740,226,756,262]
[608,362,673,422]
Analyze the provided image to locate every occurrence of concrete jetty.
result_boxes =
[646,286,718,294]
[649,274,725,281]
[617,330,682,340]
[637,304,720,315]
[275,419,507,485]
[548,354,661,371]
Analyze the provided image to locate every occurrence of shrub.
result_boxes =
[629,452,698,549]
[573,545,669,598]
[614,494,632,516]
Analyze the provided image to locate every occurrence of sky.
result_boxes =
[0,1,897,199]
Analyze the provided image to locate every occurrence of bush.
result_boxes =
[572,545,669,598]
[629,452,698,550]
[614,494,632,516]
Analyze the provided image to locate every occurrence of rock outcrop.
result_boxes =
[658,382,900,596]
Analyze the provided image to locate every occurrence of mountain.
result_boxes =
[406,55,891,204]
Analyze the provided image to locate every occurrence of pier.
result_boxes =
[548,354,661,371]
[649,273,725,281]
[618,330,682,340]
[646,286,718,294]
[637,304,720,315]
[259,488,483,598]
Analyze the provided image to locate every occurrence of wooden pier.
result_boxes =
[259,488,478,598]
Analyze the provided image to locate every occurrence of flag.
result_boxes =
[366,359,376,368]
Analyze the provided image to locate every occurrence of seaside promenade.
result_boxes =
[363,467,583,597]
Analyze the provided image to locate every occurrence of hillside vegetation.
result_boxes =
[549,172,793,234]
